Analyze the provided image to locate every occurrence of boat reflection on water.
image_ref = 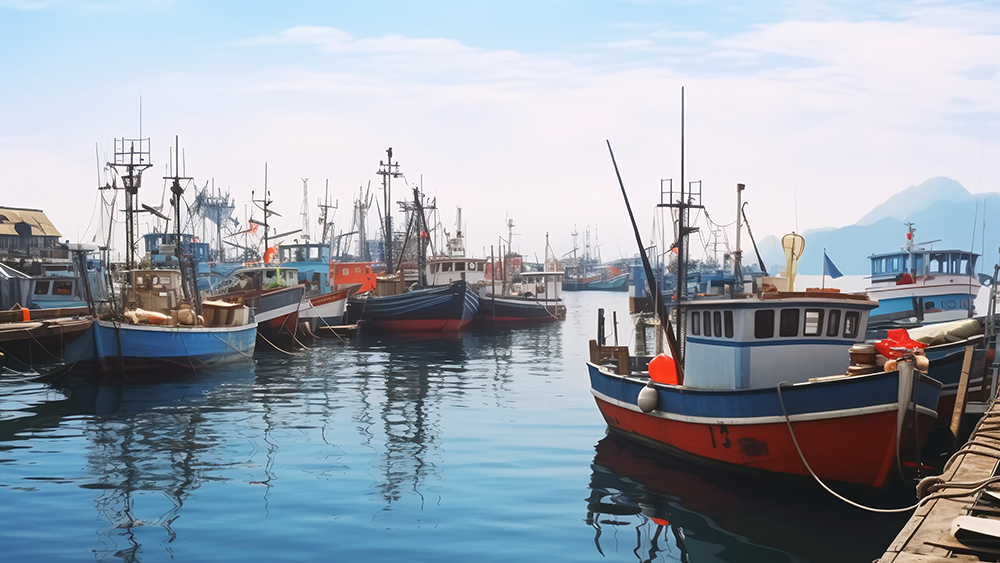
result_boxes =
[586,435,911,563]
[57,364,257,562]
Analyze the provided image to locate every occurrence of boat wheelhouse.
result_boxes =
[478,270,567,323]
[277,242,356,333]
[682,291,875,389]
[426,255,488,287]
[865,224,981,327]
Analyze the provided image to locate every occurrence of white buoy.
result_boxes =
[637,382,658,413]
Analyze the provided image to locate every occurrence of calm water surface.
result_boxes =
[1,291,911,562]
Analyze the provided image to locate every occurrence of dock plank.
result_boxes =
[879,415,1000,562]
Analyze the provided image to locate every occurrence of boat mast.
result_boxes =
[732,183,745,297]
[252,164,273,257]
[108,136,152,270]
[164,135,195,305]
[300,178,310,243]
[377,148,402,271]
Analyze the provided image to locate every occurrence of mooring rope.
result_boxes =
[776,381,920,513]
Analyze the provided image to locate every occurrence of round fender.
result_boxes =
[637,383,658,413]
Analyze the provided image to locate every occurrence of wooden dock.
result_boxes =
[880,406,1000,561]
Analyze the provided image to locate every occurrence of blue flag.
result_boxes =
[824,250,844,279]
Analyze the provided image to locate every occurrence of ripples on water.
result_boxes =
[0,292,910,562]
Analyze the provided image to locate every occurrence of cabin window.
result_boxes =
[703,311,712,337]
[844,311,860,338]
[690,311,701,335]
[803,309,824,336]
[456,262,466,271]
[442,262,453,272]
[826,310,841,337]
[53,281,73,296]
[724,310,734,338]
[779,309,799,337]
[713,311,722,337]
[754,310,774,339]
[33,280,51,295]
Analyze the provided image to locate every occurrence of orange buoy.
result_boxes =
[263,246,278,264]
[648,353,678,385]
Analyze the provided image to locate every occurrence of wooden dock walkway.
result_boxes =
[880,407,1000,562]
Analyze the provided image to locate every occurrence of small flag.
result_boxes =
[823,250,844,279]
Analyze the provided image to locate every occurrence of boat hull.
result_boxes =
[0,317,93,370]
[587,273,630,292]
[588,362,941,488]
[65,320,257,377]
[353,280,479,333]
[477,295,565,323]
[219,285,304,343]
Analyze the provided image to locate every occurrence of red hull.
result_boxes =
[595,398,931,488]
[260,311,299,340]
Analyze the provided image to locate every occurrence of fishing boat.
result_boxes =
[209,265,304,344]
[62,136,257,378]
[586,266,629,292]
[68,268,257,375]
[477,270,566,324]
[348,149,480,333]
[277,242,356,335]
[591,138,942,489]
[865,223,983,330]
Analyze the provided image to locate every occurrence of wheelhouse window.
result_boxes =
[803,309,824,336]
[52,281,73,296]
[690,311,701,335]
[779,309,799,337]
[844,311,860,338]
[826,310,841,337]
[713,311,722,337]
[724,310,734,338]
[754,310,774,339]
[703,311,712,337]
[33,280,51,295]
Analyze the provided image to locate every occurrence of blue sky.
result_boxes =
[2,1,998,264]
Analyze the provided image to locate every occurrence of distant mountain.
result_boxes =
[855,177,976,226]
[754,178,999,276]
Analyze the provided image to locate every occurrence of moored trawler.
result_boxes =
[865,223,982,329]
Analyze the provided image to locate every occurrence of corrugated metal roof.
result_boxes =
[0,207,62,238]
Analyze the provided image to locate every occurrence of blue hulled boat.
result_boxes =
[65,268,257,377]
[350,278,479,333]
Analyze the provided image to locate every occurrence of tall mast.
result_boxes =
[300,178,310,243]
[164,135,194,304]
[377,148,402,270]
[108,136,152,270]
[252,163,273,256]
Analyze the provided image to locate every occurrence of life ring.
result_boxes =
[263,247,278,264]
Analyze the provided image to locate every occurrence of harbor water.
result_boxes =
[1,290,921,562]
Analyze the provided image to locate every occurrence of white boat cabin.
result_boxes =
[426,256,488,286]
[681,292,878,390]
[868,248,980,285]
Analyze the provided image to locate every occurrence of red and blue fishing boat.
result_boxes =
[595,136,942,489]
[588,288,943,488]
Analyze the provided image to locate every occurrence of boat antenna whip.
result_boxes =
[606,140,683,374]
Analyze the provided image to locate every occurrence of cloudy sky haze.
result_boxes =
[2,0,998,263]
